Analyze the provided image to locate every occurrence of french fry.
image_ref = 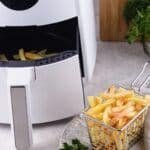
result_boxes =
[95,96,103,104]
[108,85,116,94]
[25,52,43,60]
[110,117,119,127]
[116,99,124,107]
[117,87,127,93]
[0,54,8,61]
[126,111,138,119]
[87,99,115,115]
[98,113,103,120]
[116,117,128,129]
[112,101,135,113]
[92,114,99,119]
[114,91,134,99]
[135,94,143,99]
[13,54,20,60]
[145,95,150,100]
[19,48,26,61]
[135,103,143,111]
[101,90,134,100]
[38,49,47,57]
[110,106,135,119]
[100,92,114,100]
[88,96,97,108]
[103,106,111,125]
[145,95,150,106]
[92,113,103,120]
[128,97,148,106]
[112,106,125,113]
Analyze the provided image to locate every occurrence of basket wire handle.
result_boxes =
[131,61,150,93]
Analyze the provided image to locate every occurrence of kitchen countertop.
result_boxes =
[0,41,149,150]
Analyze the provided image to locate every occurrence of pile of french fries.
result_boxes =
[17,48,58,61]
[0,48,58,61]
[16,48,45,60]
[86,85,150,129]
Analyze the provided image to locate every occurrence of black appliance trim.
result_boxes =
[0,50,77,67]
[0,0,38,11]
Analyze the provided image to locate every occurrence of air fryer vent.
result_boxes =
[36,51,77,66]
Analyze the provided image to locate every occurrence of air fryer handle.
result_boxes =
[10,86,33,150]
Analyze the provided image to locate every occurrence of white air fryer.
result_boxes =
[0,0,97,149]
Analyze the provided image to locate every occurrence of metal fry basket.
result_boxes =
[83,62,150,150]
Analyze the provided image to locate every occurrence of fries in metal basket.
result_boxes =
[86,85,150,129]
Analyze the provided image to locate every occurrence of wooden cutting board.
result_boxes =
[100,0,128,41]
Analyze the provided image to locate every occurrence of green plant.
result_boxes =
[124,0,150,24]
[124,0,150,55]
[60,139,88,150]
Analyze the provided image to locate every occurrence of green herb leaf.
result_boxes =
[60,139,89,150]
[124,0,150,55]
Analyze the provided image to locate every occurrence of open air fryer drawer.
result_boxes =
[0,18,85,124]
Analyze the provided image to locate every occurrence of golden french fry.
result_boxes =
[128,97,148,106]
[98,113,103,120]
[19,48,26,61]
[86,104,105,115]
[112,101,135,113]
[135,94,143,99]
[117,118,124,129]
[95,96,103,104]
[103,106,111,125]
[116,117,128,129]
[111,106,135,119]
[114,91,134,99]
[110,117,119,127]
[126,111,137,119]
[92,113,103,120]
[0,54,8,61]
[38,49,47,57]
[117,87,127,93]
[145,95,150,100]
[145,95,150,106]
[88,96,97,108]
[116,99,124,107]
[13,54,20,60]
[108,85,116,94]
[101,90,134,100]
[92,114,99,119]
[135,103,143,111]
[25,52,43,60]
[100,92,114,100]
[87,99,115,115]
[112,106,125,113]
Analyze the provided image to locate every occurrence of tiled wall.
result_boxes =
[94,0,100,41]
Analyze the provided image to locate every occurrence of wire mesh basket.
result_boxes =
[83,62,150,150]
[83,106,148,150]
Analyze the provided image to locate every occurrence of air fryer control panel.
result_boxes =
[1,0,38,10]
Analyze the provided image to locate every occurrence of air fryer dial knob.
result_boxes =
[1,0,38,10]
